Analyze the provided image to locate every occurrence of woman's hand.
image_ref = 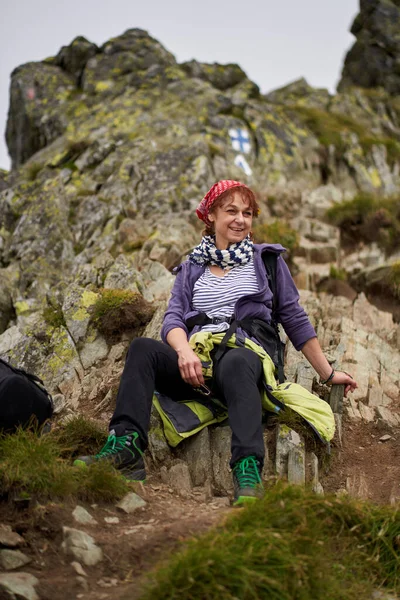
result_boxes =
[330,370,358,397]
[176,346,205,388]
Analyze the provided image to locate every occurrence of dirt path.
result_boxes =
[1,417,400,600]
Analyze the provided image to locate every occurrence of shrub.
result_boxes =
[252,220,299,254]
[91,288,155,338]
[329,265,347,281]
[140,484,400,600]
[326,193,400,254]
[54,415,107,459]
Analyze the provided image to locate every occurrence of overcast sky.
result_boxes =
[0,0,359,170]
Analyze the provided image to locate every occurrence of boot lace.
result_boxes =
[95,431,142,459]
[233,456,261,489]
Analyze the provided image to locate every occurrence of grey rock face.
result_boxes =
[72,505,98,525]
[6,63,75,168]
[338,0,400,94]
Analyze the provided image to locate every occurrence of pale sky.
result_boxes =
[0,0,359,170]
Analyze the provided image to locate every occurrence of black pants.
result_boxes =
[0,363,52,432]
[110,337,264,466]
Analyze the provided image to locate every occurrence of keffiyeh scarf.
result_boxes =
[188,235,253,269]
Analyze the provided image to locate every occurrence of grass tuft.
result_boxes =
[54,415,107,459]
[91,288,155,339]
[140,484,400,600]
[0,422,128,502]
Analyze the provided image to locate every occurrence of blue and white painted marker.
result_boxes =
[229,128,251,154]
[234,154,253,176]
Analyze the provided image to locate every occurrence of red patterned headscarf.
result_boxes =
[196,180,252,226]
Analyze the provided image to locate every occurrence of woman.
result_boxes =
[76,180,357,504]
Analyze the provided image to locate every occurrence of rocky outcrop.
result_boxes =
[338,0,400,95]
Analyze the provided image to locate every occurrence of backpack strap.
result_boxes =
[261,250,286,384]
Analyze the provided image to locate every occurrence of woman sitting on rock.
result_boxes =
[76,180,357,504]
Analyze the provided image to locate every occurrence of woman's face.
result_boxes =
[209,191,253,249]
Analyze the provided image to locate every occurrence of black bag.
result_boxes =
[0,358,53,431]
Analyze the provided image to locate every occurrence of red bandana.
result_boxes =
[196,180,251,225]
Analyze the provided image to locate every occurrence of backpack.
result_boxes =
[0,358,54,430]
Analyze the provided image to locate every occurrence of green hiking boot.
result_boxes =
[74,427,146,482]
[232,455,263,506]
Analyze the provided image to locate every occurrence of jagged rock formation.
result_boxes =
[338,0,400,95]
[1,11,400,498]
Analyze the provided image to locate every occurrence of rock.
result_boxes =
[210,426,233,495]
[61,527,103,566]
[116,492,147,513]
[79,335,109,370]
[160,461,193,497]
[0,549,31,570]
[379,434,393,442]
[72,506,98,525]
[104,517,119,524]
[0,573,39,600]
[5,62,75,168]
[338,0,400,95]
[346,472,370,500]
[0,525,25,548]
[180,60,248,91]
[275,426,304,479]
[288,447,306,486]
[55,36,99,85]
[376,406,400,427]
[71,561,88,576]
[52,393,66,414]
[179,427,212,487]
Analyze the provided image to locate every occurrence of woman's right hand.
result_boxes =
[176,346,205,388]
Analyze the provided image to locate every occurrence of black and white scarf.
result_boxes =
[188,235,253,269]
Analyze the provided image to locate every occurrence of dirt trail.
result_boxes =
[1,417,399,600]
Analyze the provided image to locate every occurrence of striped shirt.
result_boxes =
[192,259,259,333]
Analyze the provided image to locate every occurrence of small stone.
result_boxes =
[209,497,230,508]
[0,549,31,570]
[97,577,118,587]
[73,505,98,525]
[0,572,39,600]
[71,561,87,576]
[61,527,103,566]
[76,576,89,591]
[116,493,146,514]
[379,434,393,443]
[104,516,120,524]
[0,524,25,548]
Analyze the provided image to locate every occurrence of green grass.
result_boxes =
[253,220,299,254]
[329,265,347,281]
[140,484,400,600]
[0,421,128,502]
[326,193,400,255]
[388,261,400,299]
[91,288,155,338]
[291,106,400,165]
[43,304,67,329]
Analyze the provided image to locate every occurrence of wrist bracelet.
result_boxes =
[320,368,335,385]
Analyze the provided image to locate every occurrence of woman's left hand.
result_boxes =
[330,371,358,397]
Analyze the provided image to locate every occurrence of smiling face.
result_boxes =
[208,190,253,249]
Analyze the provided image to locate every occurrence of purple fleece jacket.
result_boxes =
[160,243,316,351]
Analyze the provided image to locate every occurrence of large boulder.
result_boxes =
[338,0,400,95]
[5,63,75,168]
